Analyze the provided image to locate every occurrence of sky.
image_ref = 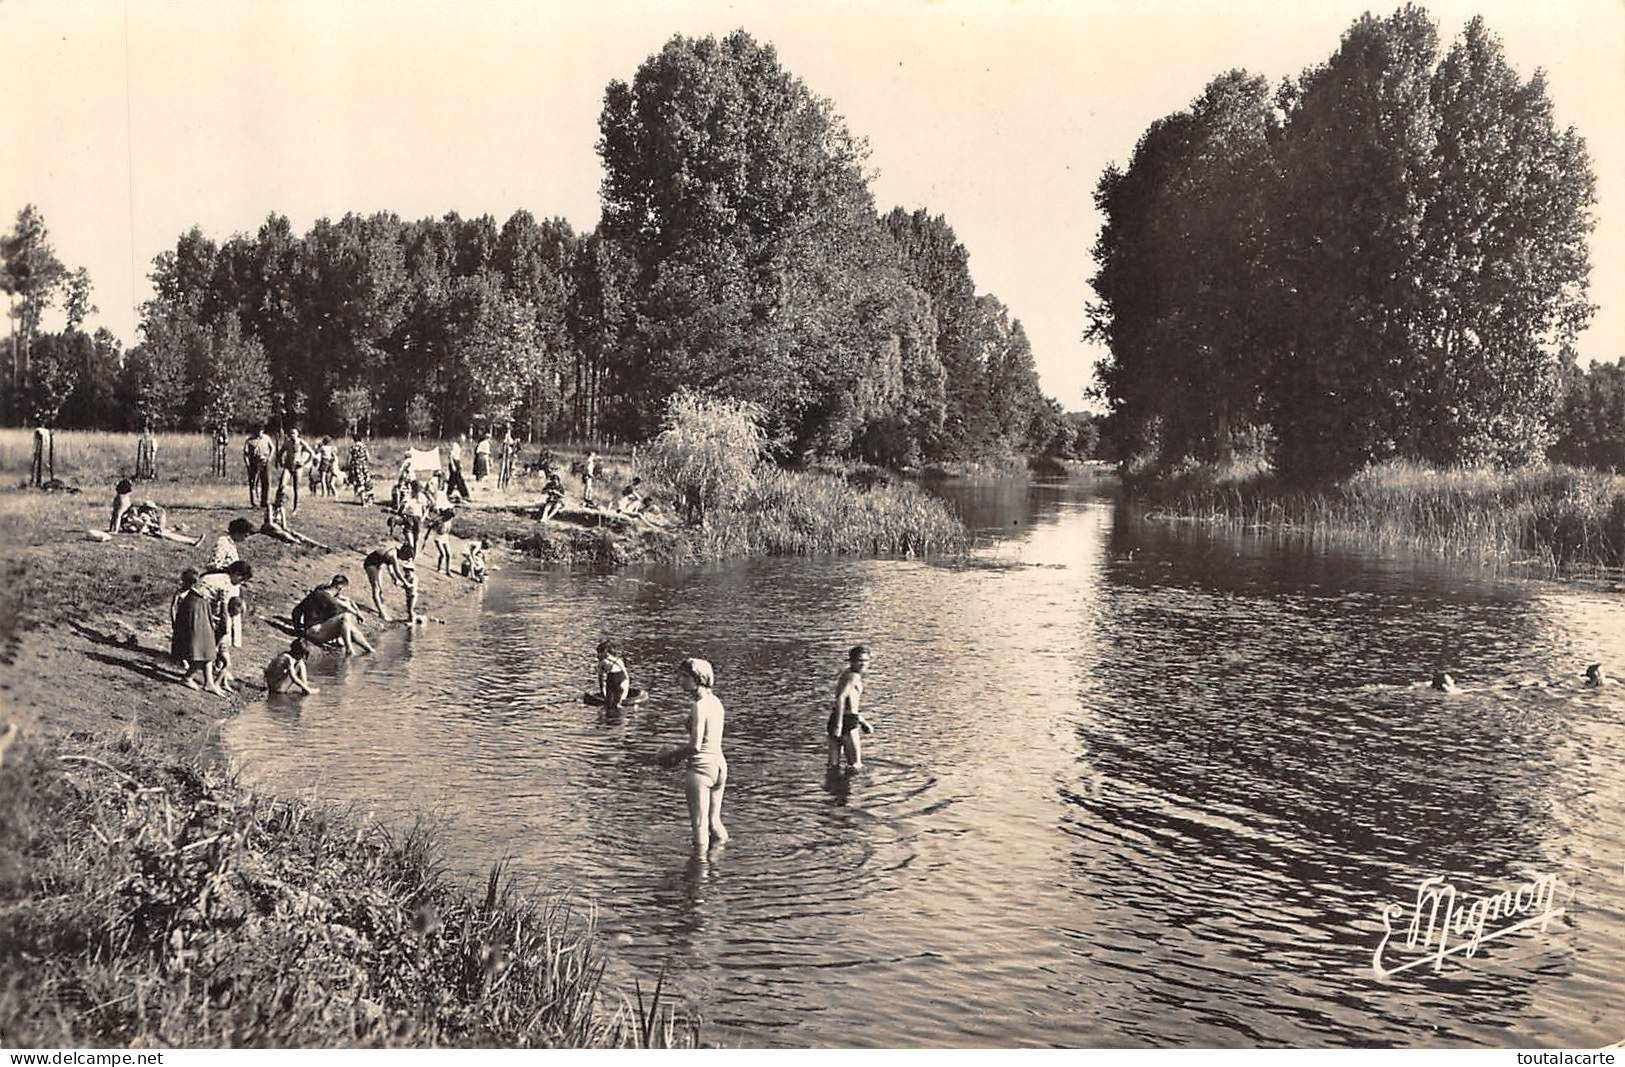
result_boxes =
[4,0,1622,410]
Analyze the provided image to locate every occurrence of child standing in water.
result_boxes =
[828,644,875,770]
[596,640,632,708]
[659,658,728,854]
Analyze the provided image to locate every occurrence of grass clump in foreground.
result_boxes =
[1138,456,1625,574]
[0,734,699,1048]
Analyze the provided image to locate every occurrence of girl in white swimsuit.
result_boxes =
[659,658,729,854]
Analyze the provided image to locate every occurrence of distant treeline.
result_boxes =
[2,30,1089,466]
[1088,8,1600,483]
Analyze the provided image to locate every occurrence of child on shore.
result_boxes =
[109,477,133,533]
[828,644,875,770]
[461,538,489,582]
[597,640,633,709]
[264,639,319,695]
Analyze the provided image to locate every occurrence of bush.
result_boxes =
[640,391,768,520]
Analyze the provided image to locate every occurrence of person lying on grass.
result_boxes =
[260,486,330,549]
[113,482,203,546]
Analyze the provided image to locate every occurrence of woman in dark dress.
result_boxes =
[170,569,224,694]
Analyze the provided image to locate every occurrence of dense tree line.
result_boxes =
[1088,8,1597,482]
[3,31,1067,466]
[1551,356,1625,471]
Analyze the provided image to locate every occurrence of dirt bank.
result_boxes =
[0,480,676,753]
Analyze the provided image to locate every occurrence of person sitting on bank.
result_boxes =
[291,574,375,655]
[363,542,415,621]
[113,483,203,545]
[109,476,134,533]
[538,465,566,521]
[615,477,646,515]
[264,639,319,696]
[596,640,633,709]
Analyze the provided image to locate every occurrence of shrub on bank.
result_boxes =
[678,466,967,560]
[0,734,698,1048]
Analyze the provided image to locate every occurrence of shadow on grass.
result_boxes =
[67,620,169,661]
[80,648,181,687]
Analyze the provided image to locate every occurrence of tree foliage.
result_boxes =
[1088,6,1597,482]
[641,389,768,519]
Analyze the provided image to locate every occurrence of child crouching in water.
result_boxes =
[461,538,489,582]
[264,639,319,695]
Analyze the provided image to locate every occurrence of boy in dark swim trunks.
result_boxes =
[828,644,874,770]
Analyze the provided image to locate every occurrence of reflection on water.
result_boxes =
[226,480,1625,1047]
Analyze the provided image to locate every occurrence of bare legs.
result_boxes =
[303,615,375,655]
[683,766,728,854]
[365,568,392,621]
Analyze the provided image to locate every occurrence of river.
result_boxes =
[225,479,1625,1047]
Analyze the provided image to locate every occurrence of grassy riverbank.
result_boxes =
[1136,458,1625,575]
[0,428,972,1047]
[0,733,691,1048]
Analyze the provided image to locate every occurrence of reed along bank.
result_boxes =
[1132,458,1625,576]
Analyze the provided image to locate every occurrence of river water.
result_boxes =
[225,480,1625,1047]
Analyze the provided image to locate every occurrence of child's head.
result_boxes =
[329,574,349,590]
[396,543,416,562]
[228,517,255,541]
[848,644,870,667]
[597,640,618,660]
[115,477,134,495]
[288,638,309,660]
[478,538,490,550]
[178,568,199,589]
[225,560,253,584]
[679,657,714,689]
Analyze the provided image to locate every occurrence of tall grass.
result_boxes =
[677,466,967,560]
[1145,457,1625,574]
[0,732,700,1048]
